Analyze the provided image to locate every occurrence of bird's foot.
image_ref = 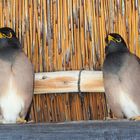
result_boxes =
[27,120,34,123]
[0,119,5,124]
[16,117,27,123]
[0,116,4,123]
[104,116,118,121]
[130,116,140,121]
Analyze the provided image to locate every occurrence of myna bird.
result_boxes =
[103,33,140,120]
[0,27,33,123]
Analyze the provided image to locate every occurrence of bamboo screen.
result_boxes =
[0,0,139,122]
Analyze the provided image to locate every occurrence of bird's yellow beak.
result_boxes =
[0,33,4,39]
[108,35,115,42]
[105,35,119,46]
[105,35,115,46]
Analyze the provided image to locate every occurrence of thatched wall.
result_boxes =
[0,0,139,122]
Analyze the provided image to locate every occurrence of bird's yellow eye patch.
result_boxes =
[116,38,121,42]
[0,32,12,39]
[108,35,121,43]
[6,32,12,38]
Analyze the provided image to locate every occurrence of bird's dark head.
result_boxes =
[105,33,128,55]
[0,27,21,50]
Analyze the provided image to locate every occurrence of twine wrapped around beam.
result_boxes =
[34,71,104,94]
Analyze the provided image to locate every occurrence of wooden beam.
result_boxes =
[1,121,140,140]
[34,70,104,94]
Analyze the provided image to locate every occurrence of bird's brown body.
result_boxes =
[103,52,140,118]
[0,51,33,123]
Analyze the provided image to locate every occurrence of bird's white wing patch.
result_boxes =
[119,91,140,118]
[0,76,24,123]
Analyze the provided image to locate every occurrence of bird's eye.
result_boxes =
[6,32,12,38]
[116,38,121,43]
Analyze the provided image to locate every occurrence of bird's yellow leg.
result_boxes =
[130,116,140,121]
[27,120,34,123]
[104,116,118,120]
[16,117,27,123]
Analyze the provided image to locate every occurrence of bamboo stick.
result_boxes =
[34,70,104,94]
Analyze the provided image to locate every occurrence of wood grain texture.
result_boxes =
[0,121,140,140]
[34,71,104,94]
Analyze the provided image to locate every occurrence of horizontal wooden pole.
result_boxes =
[0,121,140,140]
[34,71,104,94]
